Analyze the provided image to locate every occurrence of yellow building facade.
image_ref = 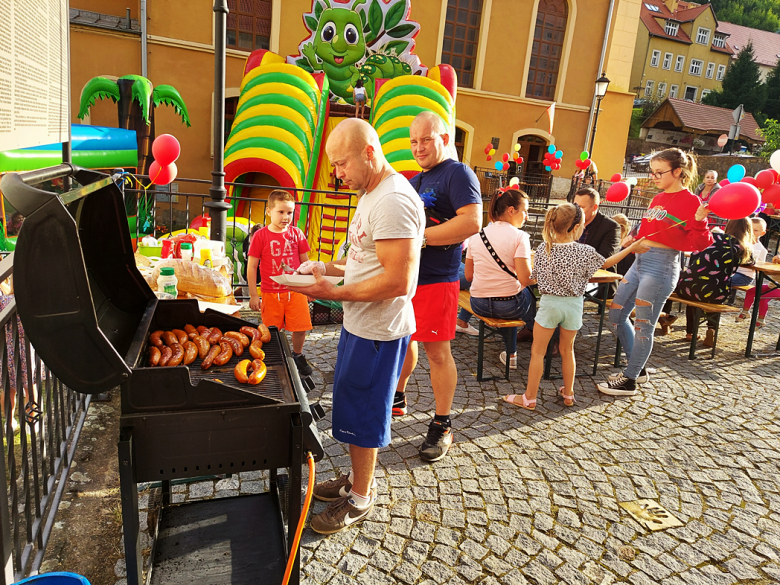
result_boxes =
[630,0,733,103]
[69,0,642,182]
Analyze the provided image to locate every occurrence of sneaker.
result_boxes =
[419,420,453,462]
[609,368,649,384]
[456,323,479,336]
[499,351,517,369]
[392,393,407,417]
[735,311,749,323]
[597,374,638,396]
[293,354,314,377]
[310,493,375,534]
[313,473,352,502]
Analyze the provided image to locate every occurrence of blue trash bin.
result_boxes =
[14,573,91,585]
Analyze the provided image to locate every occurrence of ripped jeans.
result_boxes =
[609,247,680,380]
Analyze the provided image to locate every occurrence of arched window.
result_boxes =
[526,0,568,100]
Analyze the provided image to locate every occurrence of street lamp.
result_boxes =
[588,73,611,158]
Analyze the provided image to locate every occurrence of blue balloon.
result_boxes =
[544,165,552,171]
[494,161,502,170]
[547,145,556,154]
[555,150,563,158]
[727,164,746,183]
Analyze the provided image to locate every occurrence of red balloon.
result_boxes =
[762,183,780,204]
[742,176,758,187]
[610,173,622,182]
[502,153,509,162]
[149,161,178,185]
[486,155,492,161]
[516,157,523,165]
[484,146,491,155]
[606,182,630,202]
[583,158,592,168]
[502,162,510,171]
[755,169,776,190]
[771,169,780,183]
[718,179,730,187]
[708,182,761,220]
[152,134,181,166]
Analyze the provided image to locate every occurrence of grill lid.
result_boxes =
[1,167,154,395]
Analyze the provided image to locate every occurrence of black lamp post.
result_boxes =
[588,73,611,158]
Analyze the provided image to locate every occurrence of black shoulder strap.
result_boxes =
[480,230,517,278]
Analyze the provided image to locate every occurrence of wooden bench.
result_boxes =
[458,290,525,381]
[667,293,741,359]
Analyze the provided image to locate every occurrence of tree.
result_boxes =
[77,75,191,175]
[757,119,780,159]
[764,61,780,121]
[702,42,767,117]
[711,0,780,32]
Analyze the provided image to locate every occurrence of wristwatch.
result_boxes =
[421,235,427,248]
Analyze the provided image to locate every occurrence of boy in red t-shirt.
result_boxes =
[247,190,314,376]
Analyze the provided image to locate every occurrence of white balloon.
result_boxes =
[626,177,638,186]
[770,150,780,174]
[509,177,520,186]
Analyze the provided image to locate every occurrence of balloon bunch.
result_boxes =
[150,134,181,186]
[484,143,496,161]
[486,144,524,171]
[709,157,780,219]
[605,175,639,202]
[543,144,564,172]
[574,150,593,172]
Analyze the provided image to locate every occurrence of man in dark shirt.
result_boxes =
[573,187,621,297]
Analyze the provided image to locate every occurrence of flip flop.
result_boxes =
[558,386,575,406]
[502,394,536,410]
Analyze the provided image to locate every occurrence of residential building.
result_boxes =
[630,0,733,103]
[717,22,780,80]
[69,0,643,185]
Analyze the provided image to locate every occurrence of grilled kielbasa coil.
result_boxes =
[184,324,199,339]
[167,343,184,367]
[221,335,243,357]
[225,331,250,348]
[201,344,221,370]
[172,329,189,345]
[239,326,260,343]
[159,346,173,367]
[207,327,223,345]
[163,331,178,347]
[257,324,271,343]
[148,346,161,367]
[149,330,165,348]
[213,340,233,366]
[197,325,211,337]
[193,335,210,359]
[183,341,198,365]
[248,359,267,385]
[234,359,251,384]
[249,341,265,360]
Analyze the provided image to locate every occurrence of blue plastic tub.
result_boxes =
[14,573,91,585]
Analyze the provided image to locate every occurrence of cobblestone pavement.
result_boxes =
[120,297,780,585]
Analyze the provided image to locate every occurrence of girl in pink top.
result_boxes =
[465,188,536,369]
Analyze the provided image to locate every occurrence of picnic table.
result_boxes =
[744,261,780,357]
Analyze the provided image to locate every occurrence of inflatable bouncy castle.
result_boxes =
[223,0,457,262]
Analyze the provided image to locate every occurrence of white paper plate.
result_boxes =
[270,274,344,286]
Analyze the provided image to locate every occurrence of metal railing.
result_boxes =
[0,253,90,583]
[473,167,552,205]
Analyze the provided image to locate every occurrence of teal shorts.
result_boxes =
[535,295,584,331]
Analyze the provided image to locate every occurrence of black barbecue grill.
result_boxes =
[1,165,324,585]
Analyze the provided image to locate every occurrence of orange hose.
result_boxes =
[282,452,315,585]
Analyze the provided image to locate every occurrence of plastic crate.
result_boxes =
[14,573,91,585]
[309,301,344,325]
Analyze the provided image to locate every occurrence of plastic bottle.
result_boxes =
[180,242,193,262]
[157,267,178,298]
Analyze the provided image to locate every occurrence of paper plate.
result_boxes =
[270,274,344,286]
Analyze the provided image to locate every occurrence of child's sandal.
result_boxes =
[558,387,575,406]
[502,394,536,411]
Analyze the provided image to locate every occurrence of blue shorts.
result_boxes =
[331,328,410,448]
[534,295,584,331]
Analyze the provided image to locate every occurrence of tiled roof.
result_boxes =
[640,1,692,44]
[674,4,710,23]
[717,21,780,67]
[661,98,764,142]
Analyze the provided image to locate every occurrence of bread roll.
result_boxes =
[152,259,233,298]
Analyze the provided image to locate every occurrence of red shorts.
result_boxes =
[411,281,459,342]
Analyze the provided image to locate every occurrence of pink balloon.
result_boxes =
[708,182,761,220]
[152,134,181,166]
[610,173,622,182]
[606,182,630,202]
[755,169,776,190]
[762,184,780,204]
[718,179,730,187]
[149,161,178,185]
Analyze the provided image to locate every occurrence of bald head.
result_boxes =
[328,118,383,155]
[412,111,448,136]
[326,118,392,193]
[410,111,450,171]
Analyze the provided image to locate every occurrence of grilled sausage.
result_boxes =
[194,335,210,359]
[172,329,189,345]
[184,324,199,339]
[197,325,211,337]
[201,344,221,370]
[207,327,223,345]
[149,330,165,348]
[148,346,161,367]
[249,340,265,360]
[167,343,184,367]
[248,359,267,385]
[257,324,271,343]
[240,326,260,343]
[213,340,233,366]
[234,359,251,384]
[159,346,173,367]
[183,341,198,365]
[225,330,250,348]
[221,335,243,356]
[163,331,178,347]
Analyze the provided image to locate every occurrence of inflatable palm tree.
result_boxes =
[77,75,190,175]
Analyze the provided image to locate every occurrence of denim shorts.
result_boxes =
[535,294,584,331]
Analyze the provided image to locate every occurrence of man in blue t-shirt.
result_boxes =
[392,111,483,463]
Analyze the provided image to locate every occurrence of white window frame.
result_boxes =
[689,59,703,76]
[645,80,655,97]
[701,89,711,100]
[696,27,711,45]
[675,55,685,72]
[713,34,726,48]
[662,52,673,70]
[670,84,679,98]
[705,62,715,79]
[665,21,679,36]
[650,50,661,67]
[657,82,667,97]
[684,86,697,101]
[716,64,726,80]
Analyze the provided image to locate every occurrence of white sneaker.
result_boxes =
[499,351,517,369]
[456,323,479,336]
[609,368,649,384]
